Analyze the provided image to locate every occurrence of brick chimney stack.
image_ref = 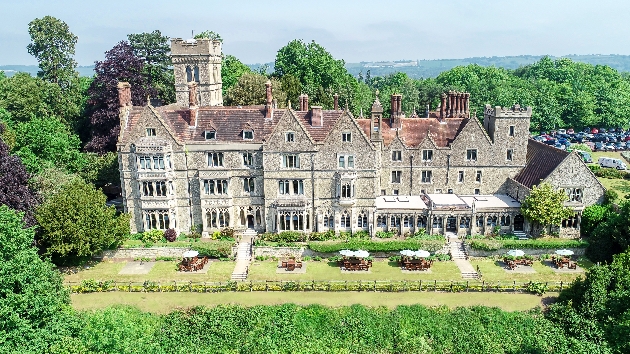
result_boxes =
[298,94,304,111]
[334,93,339,111]
[311,106,323,126]
[464,93,470,116]
[439,93,446,122]
[117,82,132,129]
[390,94,403,129]
[265,81,273,119]
[188,82,199,127]
[303,94,309,111]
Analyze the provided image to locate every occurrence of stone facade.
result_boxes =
[116,49,605,239]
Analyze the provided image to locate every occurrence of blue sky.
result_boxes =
[1,0,629,65]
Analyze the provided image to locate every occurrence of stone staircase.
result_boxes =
[448,239,479,279]
[231,233,255,280]
[513,231,529,240]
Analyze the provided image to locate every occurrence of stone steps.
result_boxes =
[231,235,253,280]
[513,231,529,240]
[461,272,479,279]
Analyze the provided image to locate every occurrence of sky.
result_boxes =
[2,0,630,66]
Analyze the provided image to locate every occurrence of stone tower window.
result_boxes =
[193,66,200,82]
[421,170,432,183]
[458,171,464,183]
[506,149,514,161]
[475,170,482,183]
[509,126,515,136]
[186,66,192,82]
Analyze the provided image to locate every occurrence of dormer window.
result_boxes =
[243,130,254,140]
[146,128,156,137]
[342,132,351,142]
[286,132,295,142]
[204,130,216,140]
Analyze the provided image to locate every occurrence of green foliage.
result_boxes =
[548,248,630,353]
[29,167,81,202]
[604,189,619,204]
[468,238,588,251]
[261,231,306,242]
[221,54,252,92]
[0,205,77,352]
[595,168,626,180]
[224,72,287,107]
[307,230,337,241]
[308,239,443,253]
[588,201,630,262]
[525,281,548,295]
[571,143,592,152]
[521,182,575,235]
[190,241,233,258]
[141,230,164,244]
[35,178,130,265]
[582,204,611,236]
[375,230,396,238]
[79,151,120,188]
[27,16,78,89]
[128,30,175,104]
[9,115,86,174]
[194,30,222,41]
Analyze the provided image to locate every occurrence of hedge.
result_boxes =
[307,239,444,253]
[468,238,589,251]
[190,241,234,258]
[68,279,566,294]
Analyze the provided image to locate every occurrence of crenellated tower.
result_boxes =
[171,38,223,107]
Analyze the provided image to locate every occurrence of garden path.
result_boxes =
[447,235,479,279]
[231,231,255,280]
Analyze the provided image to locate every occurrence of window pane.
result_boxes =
[347,156,354,168]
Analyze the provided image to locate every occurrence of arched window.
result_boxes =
[357,213,368,228]
[193,66,200,82]
[390,215,400,227]
[186,66,192,82]
[377,215,386,228]
[460,217,471,228]
[432,216,443,228]
[341,211,351,228]
[403,216,410,227]
[416,216,427,228]
[500,215,511,226]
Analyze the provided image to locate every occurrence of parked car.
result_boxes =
[567,128,575,134]
[594,142,605,151]
[605,142,616,151]
[591,128,599,134]
[585,141,595,150]
[615,142,626,151]
[557,129,567,135]
[599,157,627,170]
[575,150,593,163]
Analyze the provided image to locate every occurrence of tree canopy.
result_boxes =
[222,54,252,92]
[224,72,286,107]
[27,16,78,90]
[35,178,130,265]
[85,41,154,153]
[520,183,575,235]
[128,30,175,104]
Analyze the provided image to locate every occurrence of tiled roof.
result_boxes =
[154,106,286,143]
[292,110,344,142]
[356,117,468,147]
[513,139,570,188]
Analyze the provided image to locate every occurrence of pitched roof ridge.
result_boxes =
[148,105,184,146]
[528,138,571,157]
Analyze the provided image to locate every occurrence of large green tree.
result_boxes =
[128,30,175,104]
[35,178,130,265]
[222,54,252,92]
[0,205,78,351]
[224,72,287,107]
[520,182,574,236]
[27,16,78,90]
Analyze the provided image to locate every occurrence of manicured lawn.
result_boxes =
[469,258,593,283]
[247,259,463,282]
[597,177,630,195]
[63,260,235,283]
[71,291,555,313]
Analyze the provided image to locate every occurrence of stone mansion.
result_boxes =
[116,38,605,238]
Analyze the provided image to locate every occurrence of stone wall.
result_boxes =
[100,247,192,259]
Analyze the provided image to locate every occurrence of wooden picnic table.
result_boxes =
[179,256,208,272]
[280,259,302,271]
[341,258,371,271]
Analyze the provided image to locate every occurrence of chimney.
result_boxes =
[265,81,273,119]
[334,93,339,111]
[396,95,402,115]
[311,106,323,126]
[391,94,397,117]
[303,94,309,111]
[464,93,470,116]
[298,94,304,111]
[188,82,199,127]
[448,91,454,117]
[117,82,132,128]
[439,93,446,122]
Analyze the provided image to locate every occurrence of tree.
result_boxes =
[10,115,86,174]
[128,30,175,104]
[0,205,77,351]
[35,178,130,265]
[27,16,78,90]
[0,123,39,226]
[85,41,154,153]
[274,39,358,110]
[520,182,574,236]
[224,72,287,107]
[222,54,252,92]
[194,31,222,41]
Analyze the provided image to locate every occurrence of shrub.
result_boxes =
[302,256,312,261]
[339,231,352,239]
[141,230,164,244]
[468,238,588,251]
[312,256,322,261]
[308,230,336,241]
[308,239,443,253]
[595,168,625,179]
[436,253,451,261]
[191,241,233,258]
[164,229,177,242]
[220,228,235,238]
[353,230,370,239]
[375,231,396,239]
[261,231,305,243]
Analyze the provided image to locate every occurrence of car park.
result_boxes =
[595,142,604,151]
[575,150,593,163]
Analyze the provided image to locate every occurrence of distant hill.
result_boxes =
[3,54,630,79]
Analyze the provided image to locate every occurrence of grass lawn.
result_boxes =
[597,177,630,195]
[71,291,556,313]
[247,259,464,282]
[469,258,593,283]
[63,260,235,283]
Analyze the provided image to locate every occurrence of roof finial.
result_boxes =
[360,107,364,118]
[288,100,291,109]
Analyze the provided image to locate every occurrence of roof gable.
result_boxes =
[514,139,570,188]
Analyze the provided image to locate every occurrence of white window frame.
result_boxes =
[243,130,254,140]
[422,149,433,162]
[506,149,514,161]
[208,152,224,167]
[282,154,300,168]
[146,128,156,137]
[392,150,402,161]
[391,170,402,184]
[342,132,352,142]
[467,149,478,161]
[242,152,254,167]
[204,130,216,140]
[285,132,295,142]
[421,170,432,183]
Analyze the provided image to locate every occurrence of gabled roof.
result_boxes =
[292,110,344,142]
[356,117,468,148]
[513,139,570,188]
[153,105,286,143]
